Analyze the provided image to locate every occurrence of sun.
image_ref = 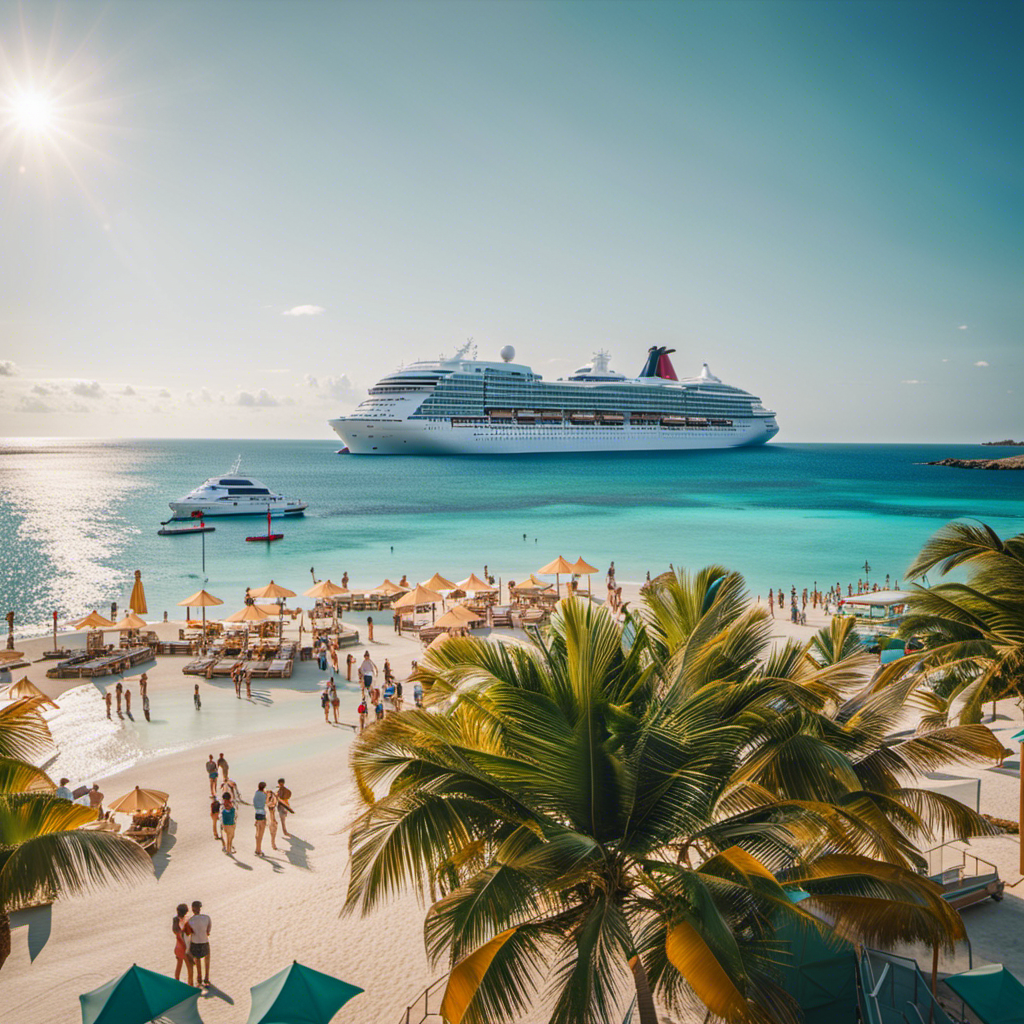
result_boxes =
[10,87,55,133]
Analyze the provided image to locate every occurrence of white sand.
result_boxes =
[3,594,1022,1023]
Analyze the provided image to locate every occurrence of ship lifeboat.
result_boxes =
[661,416,686,427]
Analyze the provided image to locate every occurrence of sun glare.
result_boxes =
[11,87,55,133]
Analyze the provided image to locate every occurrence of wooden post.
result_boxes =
[930,941,939,1024]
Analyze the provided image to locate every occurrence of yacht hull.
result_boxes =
[328,417,778,455]
[168,502,307,520]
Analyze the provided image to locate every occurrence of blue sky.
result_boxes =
[0,0,1020,440]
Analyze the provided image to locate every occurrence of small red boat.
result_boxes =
[246,509,283,543]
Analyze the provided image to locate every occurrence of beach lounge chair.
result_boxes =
[266,659,292,678]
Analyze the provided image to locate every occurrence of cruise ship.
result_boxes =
[328,344,779,455]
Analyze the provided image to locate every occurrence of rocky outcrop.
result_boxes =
[926,455,1024,470]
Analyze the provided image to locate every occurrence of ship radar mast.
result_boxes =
[448,337,477,361]
[591,349,611,373]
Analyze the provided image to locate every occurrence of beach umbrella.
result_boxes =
[74,611,113,630]
[422,572,458,593]
[434,608,471,630]
[0,650,25,664]
[426,632,452,652]
[79,963,198,1024]
[538,556,575,597]
[111,612,147,632]
[129,570,148,615]
[456,573,496,594]
[223,604,274,623]
[370,578,407,596]
[570,556,598,596]
[3,677,58,708]
[106,785,169,813]
[177,588,223,636]
[394,584,444,610]
[246,961,363,1024]
[450,604,481,622]
[250,581,297,640]
[304,580,348,633]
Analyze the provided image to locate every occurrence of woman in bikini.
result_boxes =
[173,903,194,985]
[266,789,280,851]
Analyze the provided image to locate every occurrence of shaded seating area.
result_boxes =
[46,646,152,680]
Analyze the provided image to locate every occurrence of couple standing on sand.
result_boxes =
[251,780,293,856]
[172,899,212,987]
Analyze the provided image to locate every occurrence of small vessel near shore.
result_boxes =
[157,523,215,536]
[169,458,307,519]
[329,342,779,455]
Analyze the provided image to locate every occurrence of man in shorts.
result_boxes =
[205,755,218,797]
[276,778,293,837]
[217,752,229,781]
[88,784,104,818]
[184,900,212,986]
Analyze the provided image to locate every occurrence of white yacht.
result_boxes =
[329,343,779,455]
[169,460,307,519]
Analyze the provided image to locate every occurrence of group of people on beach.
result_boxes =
[103,672,151,721]
[204,753,293,856]
[763,575,900,621]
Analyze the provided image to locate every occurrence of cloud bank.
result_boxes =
[282,305,325,317]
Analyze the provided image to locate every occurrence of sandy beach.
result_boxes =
[3,588,1023,1024]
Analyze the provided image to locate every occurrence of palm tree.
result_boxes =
[345,573,993,1024]
[899,521,1024,722]
[0,697,152,970]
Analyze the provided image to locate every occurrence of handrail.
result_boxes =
[923,839,1000,882]
[401,974,449,1024]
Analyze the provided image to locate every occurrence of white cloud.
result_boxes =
[31,384,49,395]
[199,387,213,403]
[974,361,989,367]
[958,324,968,330]
[158,388,171,398]
[303,374,318,388]
[0,360,17,376]
[941,358,949,363]
[71,381,104,398]
[901,379,924,385]
[236,388,278,407]
[122,385,136,396]
[282,305,325,317]
[17,395,51,413]
[323,375,356,401]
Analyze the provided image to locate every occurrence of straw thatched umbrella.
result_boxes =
[73,611,113,630]
[538,556,575,598]
[250,581,297,639]
[304,580,348,633]
[449,604,481,623]
[178,588,224,640]
[106,785,168,813]
[570,556,599,596]
[370,579,407,596]
[3,677,58,708]
[422,573,458,593]
[222,603,273,650]
[129,570,148,615]
[456,573,496,594]
[434,608,471,631]
[111,612,147,632]
[394,584,443,624]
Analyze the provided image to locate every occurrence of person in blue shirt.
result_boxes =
[252,782,268,856]
[220,795,237,854]
[55,777,73,801]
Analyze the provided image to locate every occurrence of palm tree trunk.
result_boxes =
[0,910,10,971]
[629,956,659,1024]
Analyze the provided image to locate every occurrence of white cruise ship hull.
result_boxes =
[329,416,778,455]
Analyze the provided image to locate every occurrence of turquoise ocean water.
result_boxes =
[0,438,1020,639]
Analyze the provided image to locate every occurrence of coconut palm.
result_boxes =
[898,521,1024,721]
[0,698,152,970]
[345,577,988,1024]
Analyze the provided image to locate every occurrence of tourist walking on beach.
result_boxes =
[124,688,132,717]
[345,652,354,681]
[276,779,293,837]
[220,794,237,854]
[253,782,268,855]
[321,686,331,723]
[245,672,252,700]
[194,684,201,709]
[330,683,340,723]
[330,641,339,674]
[88,784,104,818]
[143,692,150,721]
[205,755,218,797]
[115,681,123,714]
[395,679,403,711]
[413,681,423,708]
[184,901,211,986]
[233,665,241,698]
[173,904,194,985]
[367,616,374,641]
[210,794,221,840]
[217,753,229,781]
[139,672,148,698]
[104,691,112,718]
[360,652,377,695]
[266,789,279,850]
[358,698,368,731]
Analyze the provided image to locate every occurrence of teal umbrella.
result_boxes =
[80,964,199,1024]
[247,961,363,1024]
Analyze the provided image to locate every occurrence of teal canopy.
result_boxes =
[247,962,363,1024]
[880,647,906,664]
[80,964,199,1024]
[945,964,1024,1024]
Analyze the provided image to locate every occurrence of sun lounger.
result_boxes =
[265,659,293,678]
[183,655,217,676]
[209,658,244,678]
